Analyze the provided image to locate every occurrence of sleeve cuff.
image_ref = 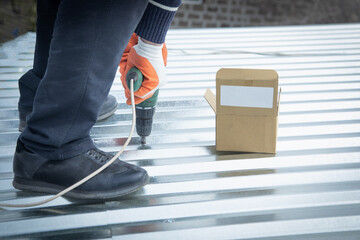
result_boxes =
[135,0,181,44]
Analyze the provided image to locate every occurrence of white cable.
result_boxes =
[0,79,137,208]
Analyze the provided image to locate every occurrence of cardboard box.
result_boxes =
[204,68,280,154]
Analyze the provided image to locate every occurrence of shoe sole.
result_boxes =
[97,104,118,121]
[13,173,149,200]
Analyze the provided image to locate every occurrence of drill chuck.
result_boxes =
[135,106,156,138]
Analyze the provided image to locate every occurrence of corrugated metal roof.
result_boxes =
[1,23,360,239]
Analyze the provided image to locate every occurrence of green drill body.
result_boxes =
[126,67,158,144]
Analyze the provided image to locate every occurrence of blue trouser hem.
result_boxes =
[21,136,95,160]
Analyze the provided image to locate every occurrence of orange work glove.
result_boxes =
[119,33,138,84]
[120,37,167,105]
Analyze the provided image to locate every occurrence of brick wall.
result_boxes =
[0,0,36,43]
[171,0,360,28]
[1,0,359,43]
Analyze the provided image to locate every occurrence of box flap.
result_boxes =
[204,88,216,113]
[277,87,282,116]
[216,68,278,116]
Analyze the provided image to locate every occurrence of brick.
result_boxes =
[205,0,217,4]
[204,14,213,20]
[178,20,188,27]
[216,15,228,21]
[221,7,228,13]
[176,11,185,17]
[246,9,255,14]
[218,0,228,4]
[230,8,241,14]
[188,13,200,19]
[183,4,190,10]
[206,22,218,27]
[207,6,218,12]
[192,21,203,28]
[192,4,204,11]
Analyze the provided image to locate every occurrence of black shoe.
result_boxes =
[13,140,149,199]
[18,95,118,131]
[97,95,118,121]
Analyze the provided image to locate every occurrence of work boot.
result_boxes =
[18,95,118,132]
[13,139,149,199]
[97,95,118,121]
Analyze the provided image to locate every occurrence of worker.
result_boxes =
[13,0,182,199]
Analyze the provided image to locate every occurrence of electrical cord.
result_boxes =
[0,79,137,208]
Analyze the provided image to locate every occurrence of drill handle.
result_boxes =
[125,67,159,108]
[126,67,143,92]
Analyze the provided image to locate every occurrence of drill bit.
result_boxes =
[140,136,146,145]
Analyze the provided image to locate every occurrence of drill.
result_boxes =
[126,67,158,145]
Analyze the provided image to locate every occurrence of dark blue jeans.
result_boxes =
[19,0,148,160]
[18,0,61,114]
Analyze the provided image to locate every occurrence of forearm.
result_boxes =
[135,0,182,44]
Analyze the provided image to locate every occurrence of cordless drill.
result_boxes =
[126,67,158,145]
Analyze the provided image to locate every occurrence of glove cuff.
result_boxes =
[135,0,181,44]
[136,38,163,60]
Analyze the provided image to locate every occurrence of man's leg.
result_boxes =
[21,0,147,159]
[18,0,119,132]
[18,0,60,127]
[14,0,149,198]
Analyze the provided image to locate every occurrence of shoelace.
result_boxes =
[87,149,112,164]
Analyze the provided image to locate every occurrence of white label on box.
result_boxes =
[220,85,274,108]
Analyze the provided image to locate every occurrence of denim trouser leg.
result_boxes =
[18,0,60,114]
[20,0,148,160]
